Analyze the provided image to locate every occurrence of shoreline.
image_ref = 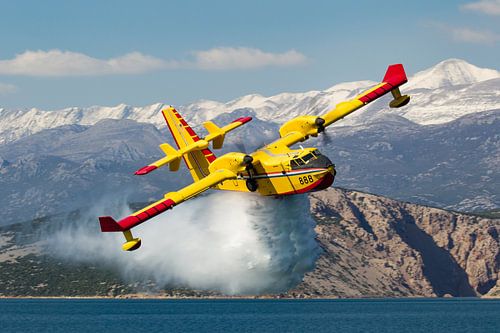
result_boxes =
[1,295,497,300]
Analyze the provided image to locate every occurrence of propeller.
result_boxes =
[320,130,332,145]
[234,141,258,179]
[315,117,326,133]
[242,153,258,192]
[315,116,332,144]
[243,154,253,166]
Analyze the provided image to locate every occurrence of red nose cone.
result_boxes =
[312,172,334,192]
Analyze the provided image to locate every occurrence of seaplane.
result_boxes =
[99,64,410,251]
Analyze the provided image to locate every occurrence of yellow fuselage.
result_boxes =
[215,146,336,196]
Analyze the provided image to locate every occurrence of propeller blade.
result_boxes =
[321,130,332,145]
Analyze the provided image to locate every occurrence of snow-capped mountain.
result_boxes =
[405,58,500,90]
[1,59,499,144]
[0,103,168,144]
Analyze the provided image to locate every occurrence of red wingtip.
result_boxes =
[134,165,157,175]
[99,216,124,232]
[383,64,407,86]
[232,116,252,124]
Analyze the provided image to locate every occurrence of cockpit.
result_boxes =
[290,150,334,170]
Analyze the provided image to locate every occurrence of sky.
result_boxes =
[0,0,499,109]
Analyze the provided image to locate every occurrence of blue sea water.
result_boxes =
[0,298,499,332]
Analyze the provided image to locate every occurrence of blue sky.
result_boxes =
[0,0,499,109]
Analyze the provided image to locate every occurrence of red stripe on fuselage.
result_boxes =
[280,172,334,195]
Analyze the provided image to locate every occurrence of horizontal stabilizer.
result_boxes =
[203,116,252,149]
[134,142,204,175]
[203,121,225,149]
[159,142,178,157]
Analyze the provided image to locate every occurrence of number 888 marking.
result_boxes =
[298,175,314,185]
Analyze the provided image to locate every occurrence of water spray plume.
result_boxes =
[49,191,320,295]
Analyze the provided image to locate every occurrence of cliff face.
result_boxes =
[289,188,500,298]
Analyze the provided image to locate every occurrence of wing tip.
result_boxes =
[232,116,252,124]
[383,64,407,86]
[135,165,157,175]
[99,216,124,232]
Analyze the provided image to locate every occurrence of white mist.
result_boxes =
[49,191,320,295]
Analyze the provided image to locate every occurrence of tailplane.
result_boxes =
[133,107,252,178]
[162,107,216,181]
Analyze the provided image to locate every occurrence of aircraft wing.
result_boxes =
[99,168,237,251]
[271,64,410,148]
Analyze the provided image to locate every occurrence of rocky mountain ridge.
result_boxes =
[1,59,499,144]
[291,188,500,298]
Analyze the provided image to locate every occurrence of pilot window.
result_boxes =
[291,159,305,167]
[302,153,315,163]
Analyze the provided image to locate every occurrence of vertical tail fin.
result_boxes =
[162,107,216,181]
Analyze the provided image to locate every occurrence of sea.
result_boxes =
[1,298,499,332]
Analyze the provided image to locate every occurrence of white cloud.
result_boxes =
[192,47,307,70]
[0,50,170,76]
[449,27,499,44]
[0,82,17,94]
[0,48,307,77]
[461,0,500,15]
[427,22,499,45]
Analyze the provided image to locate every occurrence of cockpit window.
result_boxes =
[291,159,305,167]
[302,153,315,163]
[290,151,319,167]
[290,149,332,170]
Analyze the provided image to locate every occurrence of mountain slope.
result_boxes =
[323,110,500,212]
[0,120,190,225]
[290,188,500,298]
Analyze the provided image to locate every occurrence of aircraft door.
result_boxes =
[280,162,298,194]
